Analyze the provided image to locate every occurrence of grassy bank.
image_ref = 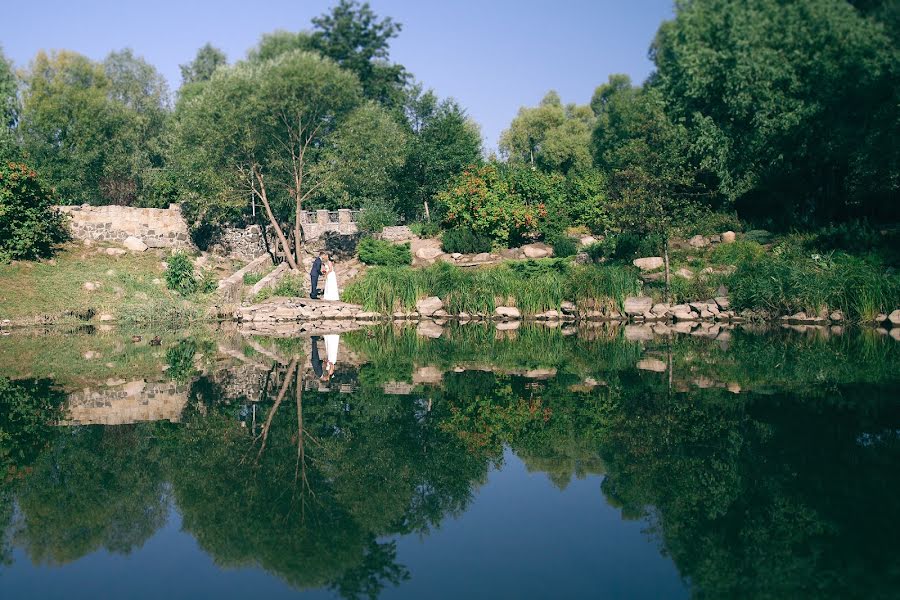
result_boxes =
[0,243,211,326]
[344,260,641,314]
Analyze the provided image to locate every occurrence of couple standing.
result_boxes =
[310,251,339,301]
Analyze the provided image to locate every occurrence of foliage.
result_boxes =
[0,377,65,473]
[396,86,483,220]
[653,0,899,224]
[355,197,399,233]
[179,43,227,85]
[0,162,69,262]
[166,339,199,382]
[344,261,640,314]
[357,238,411,267]
[438,164,545,247]
[727,245,900,320]
[0,47,18,162]
[500,91,594,175]
[164,252,197,295]
[409,220,439,238]
[709,240,765,265]
[743,229,773,244]
[548,235,577,258]
[440,227,493,255]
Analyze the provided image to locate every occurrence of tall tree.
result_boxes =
[397,86,482,219]
[0,47,18,161]
[500,91,594,175]
[169,51,362,266]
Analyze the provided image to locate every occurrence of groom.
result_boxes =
[309,251,328,299]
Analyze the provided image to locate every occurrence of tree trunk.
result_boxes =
[423,200,431,222]
[295,198,302,266]
[253,168,299,271]
[663,237,671,303]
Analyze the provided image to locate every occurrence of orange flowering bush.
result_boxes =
[437,164,543,248]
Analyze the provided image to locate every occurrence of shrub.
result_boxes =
[744,229,773,244]
[356,197,399,233]
[441,228,493,254]
[0,162,69,262]
[549,235,577,258]
[165,252,198,295]
[678,209,743,237]
[357,237,411,266]
[710,240,765,265]
[409,220,440,238]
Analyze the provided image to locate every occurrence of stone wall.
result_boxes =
[210,224,269,261]
[61,379,189,425]
[58,204,193,249]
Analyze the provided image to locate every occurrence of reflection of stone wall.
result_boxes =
[216,364,270,403]
[58,204,192,248]
[61,379,189,425]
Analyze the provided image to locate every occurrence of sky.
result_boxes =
[0,0,675,151]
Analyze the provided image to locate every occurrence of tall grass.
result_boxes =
[343,261,641,314]
[727,247,900,320]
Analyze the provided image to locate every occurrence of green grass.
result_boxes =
[344,261,641,314]
[243,271,264,286]
[254,274,306,303]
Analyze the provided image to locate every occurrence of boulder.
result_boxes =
[560,301,577,314]
[675,267,694,280]
[123,236,148,252]
[98,313,115,322]
[472,252,492,262]
[624,324,654,341]
[888,309,900,326]
[714,296,730,310]
[416,320,444,339]
[633,256,664,271]
[830,310,845,322]
[105,247,127,257]
[688,235,708,249]
[580,236,598,246]
[651,303,670,316]
[624,296,653,316]
[450,252,463,259]
[574,252,591,265]
[637,358,667,372]
[415,246,444,261]
[522,243,552,259]
[495,306,521,319]
[82,281,100,291]
[415,296,444,317]
[721,231,736,244]
[380,225,415,242]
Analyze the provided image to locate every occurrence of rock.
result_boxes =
[633,256,664,271]
[560,301,577,314]
[433,309,450,318]
[450,252,463,259]
[637,358,667,372]
[82,281,99,291]
[574,252,590,265]
[580,236,598,246]
[500,248,525,260]
[380,225,415,242]
[152,278,163,285]
[830,310,845,322]
[688,234,708,249]
[675,267,694,280]
[82,351,99,360]
[472,252,492,262]
[651,303,670,316]
[105,247,127,256]
[98,313,115,322]
[415,296,444,317]
[700,309,715,319]
[721,231,736,243]
[624,324,654,341]
[495,320,521,331]
[415,246,444,261]
[624,296,653,316]
[416,320,444,339]
[495,306,521,319]
[714,297,730,310]
[543,310,560,320]
[888,309,900,326]
[123,236,148,252]
[522,243,552,259]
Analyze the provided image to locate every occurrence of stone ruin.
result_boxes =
[58,204,193,249]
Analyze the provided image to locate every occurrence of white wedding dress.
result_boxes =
[323,264,339,301]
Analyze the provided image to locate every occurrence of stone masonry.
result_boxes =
[61,379,189,425]
[58,204,193,249]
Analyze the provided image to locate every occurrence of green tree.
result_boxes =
[652,0,899,224]
[321,101,409,208]
[179,42,227,85]
[500,91,594,175]
[0,162,69,262]
[397,86,482,219]
[0,46,18,162]
[169,51,362,266]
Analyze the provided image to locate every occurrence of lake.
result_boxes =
[0,322,898,599]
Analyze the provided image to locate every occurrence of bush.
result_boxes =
[710,240,765,265]
[549,235,577,258]
[165,252,198,295]
[356,197,399,233]
[441,228,493,254]
[409,220,440,238]
[357,237,411,266]
[0,162,69,262]
[744,229,773,244]
[678,209,743,237]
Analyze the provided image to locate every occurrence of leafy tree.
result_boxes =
[0,47,18,162]
[310,0,408,108]
[321,101,408,208]
[500,91,594,175]
[0,162,69,262]
[179,42,227,85]
[169,51,362,265]
[652,0,899,225]
[396,85,482,219]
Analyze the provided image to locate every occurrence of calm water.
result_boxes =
[0,322,898,599]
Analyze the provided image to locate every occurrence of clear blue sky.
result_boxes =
[0,0,674,151]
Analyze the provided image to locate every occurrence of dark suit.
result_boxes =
[310,336,323,377]
[310,257,322,298]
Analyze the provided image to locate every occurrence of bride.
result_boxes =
[322,258,339,301]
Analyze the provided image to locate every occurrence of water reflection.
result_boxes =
[0,323,898,598]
